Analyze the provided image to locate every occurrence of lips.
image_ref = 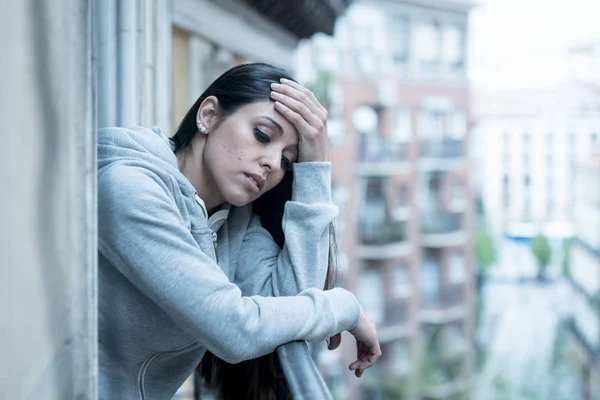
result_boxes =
[245,173,265,191]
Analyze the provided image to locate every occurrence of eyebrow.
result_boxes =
[259,116,283,136]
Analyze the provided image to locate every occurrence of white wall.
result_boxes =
[0,1,97,398]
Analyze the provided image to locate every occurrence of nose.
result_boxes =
[260,148,281,173]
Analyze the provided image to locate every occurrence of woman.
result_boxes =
[97,63,381,399]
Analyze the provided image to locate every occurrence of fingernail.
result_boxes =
[270,91,280,97]
[271,83,280,89]
[274,101,283,108]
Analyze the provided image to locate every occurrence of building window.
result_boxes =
[449,109,467,139]
[442,25,464,71]
[546,133,553,151]
[419,108,444,139]
[546,197,554,217]
[394,262,411,298]
[393,108,412,142]
[415,21,441,73]
[546,154,554,170]
[420,254,441,304]
[448,251,466,284]
[358,266,385,324]
[361,178,387,241]
[388,15,410,69]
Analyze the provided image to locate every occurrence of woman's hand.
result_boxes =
[347,308,382,378]
[270,78,329,163]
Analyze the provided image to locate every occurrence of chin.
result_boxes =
[224,190,257,207]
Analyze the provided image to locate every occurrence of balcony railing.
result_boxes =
[360,220,407,245]
[383,298,410,327]
[359,139,409,163]
[421,212,462,235]
[421,283,465,310]
[419,139,464,159]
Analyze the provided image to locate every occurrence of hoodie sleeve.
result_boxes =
[97,163,360,364]
[234,162,336,297]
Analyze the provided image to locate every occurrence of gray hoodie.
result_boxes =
[97,126,361,399]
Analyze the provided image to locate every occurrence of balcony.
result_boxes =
[357,139,410,176]
[421,377,473,399]
[421,283,468,324]
[421,212,466,247]
[358,220,411,259]
[419,340,473,399]
[418,139,466,171]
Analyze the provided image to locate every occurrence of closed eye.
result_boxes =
[254,127,270,143]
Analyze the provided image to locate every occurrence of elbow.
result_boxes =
[216,343,269,365]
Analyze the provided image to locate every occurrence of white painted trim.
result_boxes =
[173,0,298,69]
[188,36,212,105]
[117,0,138,126]
[96,0,117,128]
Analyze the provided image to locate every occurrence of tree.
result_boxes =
[304,70,333,109]
[531,234,552,280]
[561,239,571,279]
[475,226,497,276]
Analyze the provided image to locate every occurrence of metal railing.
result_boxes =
[383,298,410,327]
[419,139,464,159]
[421,212,462,234]
[421,283,465,309]
[360,220,407,245]
[359,138,409,163]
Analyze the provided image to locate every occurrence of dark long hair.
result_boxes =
[172,63,339,399]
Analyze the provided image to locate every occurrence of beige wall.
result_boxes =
[172,27,191,135]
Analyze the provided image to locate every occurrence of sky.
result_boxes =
[468,0,600,88]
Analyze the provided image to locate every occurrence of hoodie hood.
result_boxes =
[97,126,196,198]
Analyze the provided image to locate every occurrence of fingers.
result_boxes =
[348,340,383,378]
[270,88,323,132]
[271,79,329,162]
[270,81,327,130]
[276,78,328,119]
[328,333,342,351]
[273,101,314,136]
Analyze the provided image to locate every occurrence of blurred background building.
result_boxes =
[471,82,599,243]
[296,1,477,399]
[566,147,600,400]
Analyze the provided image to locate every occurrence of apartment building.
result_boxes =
[471,83,600,243]
[567,147,600,400]
[296,1,476,399]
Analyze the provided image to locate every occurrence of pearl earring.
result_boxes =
[197,122,207,134]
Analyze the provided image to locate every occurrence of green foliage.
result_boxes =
[381,376,414,400]
[474,226,497,273]
[531,234,552,278]
[304,71,333,109]
[561,239,572,278]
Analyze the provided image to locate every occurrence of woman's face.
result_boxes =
[203,100,299,206]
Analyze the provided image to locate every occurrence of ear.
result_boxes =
[195,96,219,133]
